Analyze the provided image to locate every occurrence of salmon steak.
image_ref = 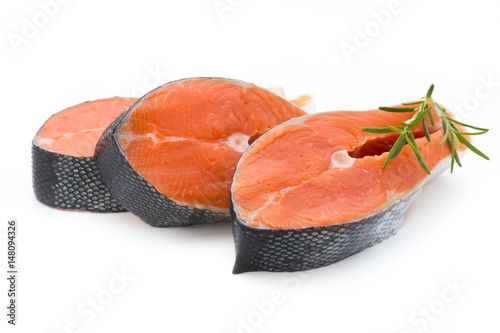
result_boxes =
[230,105,467,273]
[32,97,137,212]
[95,78,306,227]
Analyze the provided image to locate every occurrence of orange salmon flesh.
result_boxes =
[231,105,467,229]
[116,78,306,212]
[35,98,137,157]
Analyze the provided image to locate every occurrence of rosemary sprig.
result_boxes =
[362,84,489,174]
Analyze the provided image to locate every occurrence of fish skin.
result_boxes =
[32,143,126,212]
[231,155,456,273]
[31,97,135,213]
[231,190,418,273]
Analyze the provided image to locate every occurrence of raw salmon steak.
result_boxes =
[95,78,306,227]
[230,105,467,273]
[32,97,137,212]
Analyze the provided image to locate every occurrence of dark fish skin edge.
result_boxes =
[230,190,419,274]
[94,84,230,227]
[32,143,127,212]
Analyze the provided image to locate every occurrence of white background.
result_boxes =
[1,0,499,332]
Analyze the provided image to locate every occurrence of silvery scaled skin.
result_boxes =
[32,143,125,212]
[231,190,418,273]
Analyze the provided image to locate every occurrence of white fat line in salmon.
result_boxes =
[34,137,55,147]
[121,130,252,153]
[59,128,107,139]
[234,176,323,228]
[34,128,107,151]
[233,194,275,228]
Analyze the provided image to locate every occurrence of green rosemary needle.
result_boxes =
[362,84,489,174]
